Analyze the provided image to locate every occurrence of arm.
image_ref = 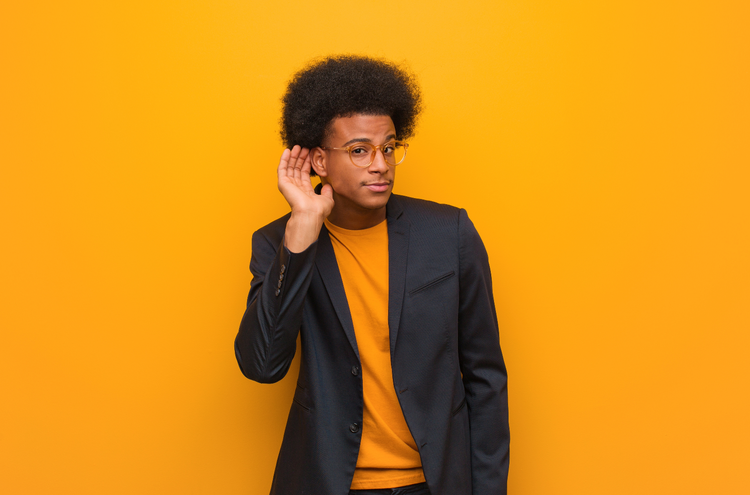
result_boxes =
[234,146,334,383]
[457,209,510,494]
[234,226,316,383]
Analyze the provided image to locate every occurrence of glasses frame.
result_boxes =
[321,140,409,168]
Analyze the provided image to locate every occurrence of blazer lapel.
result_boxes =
[315,224,359,359]
[387,196,410,355]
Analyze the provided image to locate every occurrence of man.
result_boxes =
[235,55,509,495]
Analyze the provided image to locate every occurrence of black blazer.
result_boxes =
[235,194,509,495]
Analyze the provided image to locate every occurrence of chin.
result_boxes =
[364,192,392,209]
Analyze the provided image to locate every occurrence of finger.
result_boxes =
[297,155,316,193]
[294,148,310,183]
[300,150,312,178]
[287,145,301,179]
[277,148,292,179]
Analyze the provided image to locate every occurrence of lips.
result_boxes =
[363,182,391,193]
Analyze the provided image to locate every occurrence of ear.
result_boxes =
[310,147,328,177]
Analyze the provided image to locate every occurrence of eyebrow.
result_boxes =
[341,134,397,147]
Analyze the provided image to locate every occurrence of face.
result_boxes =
[312,114,397,229]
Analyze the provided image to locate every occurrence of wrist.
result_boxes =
[289,209,326,224]
[284,212,325,253]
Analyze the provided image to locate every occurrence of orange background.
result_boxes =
[1,1,748,494]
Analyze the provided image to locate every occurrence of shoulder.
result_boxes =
[389,195,484,248]
[388,194,464,226]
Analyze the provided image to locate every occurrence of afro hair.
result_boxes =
[280,55,422,149]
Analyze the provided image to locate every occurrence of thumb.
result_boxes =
[320,183,334,200]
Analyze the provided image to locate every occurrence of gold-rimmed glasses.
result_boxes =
[321,140,409,168]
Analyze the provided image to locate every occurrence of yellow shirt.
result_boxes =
[325,219,425,490]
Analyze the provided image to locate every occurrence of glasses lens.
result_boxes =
[347,142,408,167]
[382,141,406,165]
[349,143,375,167]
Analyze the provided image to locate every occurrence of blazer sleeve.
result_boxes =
[234,225,318,383]
[457,208,510,494]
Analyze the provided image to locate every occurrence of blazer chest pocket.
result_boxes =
[408,271,455,296]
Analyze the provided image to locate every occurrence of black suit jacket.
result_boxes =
[235,194,509,495]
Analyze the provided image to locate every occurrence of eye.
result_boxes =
[350,145,370,155]
[382,143,396,154]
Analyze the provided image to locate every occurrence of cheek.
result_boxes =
[329,165,360,187]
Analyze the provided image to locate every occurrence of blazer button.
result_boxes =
[275,289,280,297]
[349,423,360,433]
[277,280,283,289]
[351,366,359,376]
[280,264,286,274]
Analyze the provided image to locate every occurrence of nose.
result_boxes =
[367,148,390,173]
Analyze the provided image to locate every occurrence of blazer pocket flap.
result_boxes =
[409,271,456,296]
[292,384,312,413]
[452,397,467,416]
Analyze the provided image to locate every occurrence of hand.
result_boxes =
[277,145,334,219]
[277,146,334,252]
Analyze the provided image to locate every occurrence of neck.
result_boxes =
[327,202,387,230]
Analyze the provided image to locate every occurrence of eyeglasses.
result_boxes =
[321,140,409,168]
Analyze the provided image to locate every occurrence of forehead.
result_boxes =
[327,114,396,144]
